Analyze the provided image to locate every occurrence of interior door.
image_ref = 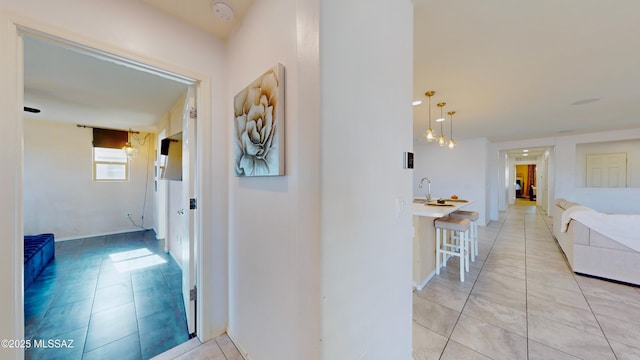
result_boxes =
[586,153,627,187]
[180,86,197,335]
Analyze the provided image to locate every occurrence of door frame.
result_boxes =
[4,14,218,349]
[495,146,555,215]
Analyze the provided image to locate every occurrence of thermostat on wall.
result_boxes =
[403,152,414,169]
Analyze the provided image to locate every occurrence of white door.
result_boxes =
[586,153,627,187]
[180,86,197,335]
[166,88,197,336]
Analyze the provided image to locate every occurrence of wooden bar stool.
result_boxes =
[450,210,479,261]
[435,216,471,282]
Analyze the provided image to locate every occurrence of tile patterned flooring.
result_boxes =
[24,230,190,359]
[27,207,640,359]
[151,335,244,360]
[413,205,640,360]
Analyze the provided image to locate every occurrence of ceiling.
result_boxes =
[22,0,252,133]
[140,0,254,39]
[413,0,640,144]
[505,147,548,160]
[23,36,189,133]
[23,1,640,145]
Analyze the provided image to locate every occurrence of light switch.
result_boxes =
[396,197,405,217]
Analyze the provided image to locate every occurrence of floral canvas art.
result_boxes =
[234,64,285,177]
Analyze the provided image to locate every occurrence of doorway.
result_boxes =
[500,146,554,213]
[19,30,202,357]
[515,164,536,202]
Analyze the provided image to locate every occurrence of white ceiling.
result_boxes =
[22,0,252,133]
[139,0,254,39]
[413,0,640,143]
[23,36,189,132]
[23,1,640,144]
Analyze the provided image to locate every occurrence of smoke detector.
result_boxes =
[212,1,234,21]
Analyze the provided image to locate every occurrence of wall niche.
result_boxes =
[575,139,640,188]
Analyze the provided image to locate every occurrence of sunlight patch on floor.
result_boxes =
[110,248,167,272]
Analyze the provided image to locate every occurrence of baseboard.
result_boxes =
[201,324,227,342]
[415,270,436,291]
[226,330,251,360]
[54,228,156,242]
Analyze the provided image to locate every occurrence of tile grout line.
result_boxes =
[542,206,621,358]
[523,207,548,360]
[524,211,529,360]
[133,271,144,360]
[437,207,510,359]
[524,208,550,359]
[81,253,102,357]
[528,208,615,360]
[569,266,621,359]
[537,207,619,357]
[216,337,231,360]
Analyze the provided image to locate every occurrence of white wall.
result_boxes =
[0,8,24,345]
[555,128,640,213]
[320,1,414,359]
[226,0,321,358]
[413,138,490,225]
[490,128,640,219]
[23,119,156,240]
[228,0,414,358]
[574,138,640,188]
[0,0,229,349]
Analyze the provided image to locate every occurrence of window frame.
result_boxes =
[93,147,129,182]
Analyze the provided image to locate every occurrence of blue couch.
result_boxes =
[24,233,55,288]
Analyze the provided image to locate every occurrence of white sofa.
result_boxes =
[553,198,640,286]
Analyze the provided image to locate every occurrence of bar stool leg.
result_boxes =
[469,224,476,262]
[459,229,465,282]
[436,227,441,274]
[463,229,470,273]
[474,221,479,257]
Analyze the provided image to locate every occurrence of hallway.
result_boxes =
[413,205,640,359]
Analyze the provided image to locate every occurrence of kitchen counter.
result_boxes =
[412,198,473,217]
[412,198,473,290]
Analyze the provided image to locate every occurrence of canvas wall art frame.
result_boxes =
[233,63,285,177]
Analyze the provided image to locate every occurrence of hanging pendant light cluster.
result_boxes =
[421,90,457,150]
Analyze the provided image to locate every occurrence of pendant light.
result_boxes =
[447,111,456,149]
[436,102,447,146]
[122,129,138,159]
[423,91,436,141]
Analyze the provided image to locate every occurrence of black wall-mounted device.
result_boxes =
[403,152,414,169]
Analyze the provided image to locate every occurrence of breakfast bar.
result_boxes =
[412,198,474,290]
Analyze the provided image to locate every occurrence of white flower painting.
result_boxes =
[234,64,285,177]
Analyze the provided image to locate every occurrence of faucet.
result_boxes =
[418,177,431,201]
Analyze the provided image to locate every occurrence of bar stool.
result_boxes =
[435,216,471,282]
[449,210,479,261]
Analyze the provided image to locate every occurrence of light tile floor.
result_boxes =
[151,334,243,360]
[413,205,640,360]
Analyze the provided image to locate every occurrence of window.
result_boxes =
[94,147,128,181]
